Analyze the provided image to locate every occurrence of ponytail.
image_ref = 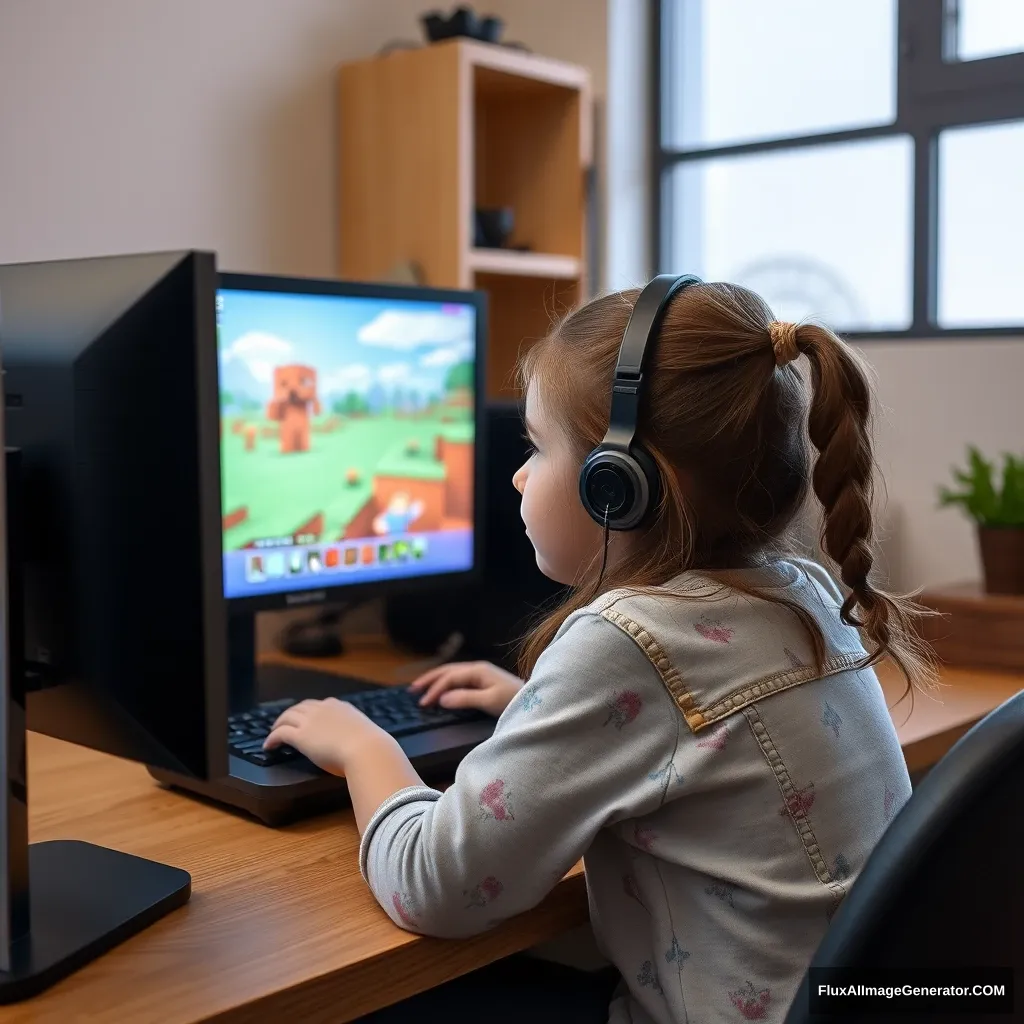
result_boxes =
[793,324,938,698]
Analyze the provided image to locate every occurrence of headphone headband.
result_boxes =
[603,275,702,451]
[578,274,702,531]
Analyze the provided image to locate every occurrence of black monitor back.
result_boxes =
[0,251,228,779]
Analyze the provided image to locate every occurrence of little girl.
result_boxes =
[265,278,934,1024]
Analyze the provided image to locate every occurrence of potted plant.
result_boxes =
[939,446,1024,595]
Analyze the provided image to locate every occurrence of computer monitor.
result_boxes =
[0,250,227,998]
[215,273,486,614]
[0,250,228,779]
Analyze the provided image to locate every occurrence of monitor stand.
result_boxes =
[226,611,378,711]
[0,448,191,1002]
[278,606,345,659]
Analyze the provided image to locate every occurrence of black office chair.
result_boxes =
[785,688,1024,1024]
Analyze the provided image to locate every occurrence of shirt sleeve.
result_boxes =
[357,610,681,938]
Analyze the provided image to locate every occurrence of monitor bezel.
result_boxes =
[216,271,488,616]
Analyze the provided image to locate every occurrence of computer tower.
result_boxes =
[384,401,565,671]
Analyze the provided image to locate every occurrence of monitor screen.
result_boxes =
[216,282,478,601]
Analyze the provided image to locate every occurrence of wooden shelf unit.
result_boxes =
[337,39,592,399]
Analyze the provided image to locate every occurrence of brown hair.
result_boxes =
[516,282,937,703]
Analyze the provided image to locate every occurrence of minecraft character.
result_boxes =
[266,365,320,454]
[372,492,424,536]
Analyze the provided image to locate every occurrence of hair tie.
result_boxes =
[769,321,799,367]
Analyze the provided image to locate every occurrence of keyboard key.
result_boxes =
[231,743,300,767]
[262,745,297,760]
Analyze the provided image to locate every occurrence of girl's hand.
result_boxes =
[264,698,388,776]
[408,661,524,718]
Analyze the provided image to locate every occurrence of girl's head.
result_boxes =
[513,280,934,693]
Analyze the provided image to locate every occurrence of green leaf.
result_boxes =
[997,453,1024,526]
[967,446,999,523]
[937,487,968,508]
[938,446,1024,525]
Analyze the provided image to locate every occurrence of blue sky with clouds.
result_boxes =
[216,287,476,400]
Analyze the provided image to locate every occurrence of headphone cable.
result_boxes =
[596,506,611,588]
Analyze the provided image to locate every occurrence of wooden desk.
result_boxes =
[4,640,1020,1024]
[876,661,1022,774]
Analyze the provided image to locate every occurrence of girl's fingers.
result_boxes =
[419,667,483,706]
[264,724,300,749]
[419,674,460,705]
[408,666,447,691]
[437,687,488,711]
[271,708,306,731]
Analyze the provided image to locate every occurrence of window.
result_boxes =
[952,0,1024,61]
[669,137,914,332]
[655,0,1024,337]
[664,0,897,149]
[938,120,1024,327]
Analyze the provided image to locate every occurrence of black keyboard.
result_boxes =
[228,687,485,767]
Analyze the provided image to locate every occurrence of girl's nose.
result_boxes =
[512,463,527,495]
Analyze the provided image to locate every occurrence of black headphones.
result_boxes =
[578,274,702,531]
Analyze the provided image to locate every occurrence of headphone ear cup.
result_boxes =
[579,449,629,527]
[579,445,659,531]
[629,444,661,521]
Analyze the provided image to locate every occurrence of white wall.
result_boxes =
[2,0,387,273]
[606,0,1024,591]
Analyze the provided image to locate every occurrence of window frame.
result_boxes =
[651,0,1024,339]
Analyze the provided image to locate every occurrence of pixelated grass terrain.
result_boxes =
[221,409,472,550]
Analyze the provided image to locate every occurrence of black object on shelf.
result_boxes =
[474,207,515,248]
[422,6,504,44]
[0,448,191,1002]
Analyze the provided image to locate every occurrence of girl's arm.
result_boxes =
[357,611,681,939]
[345,731,427,835]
